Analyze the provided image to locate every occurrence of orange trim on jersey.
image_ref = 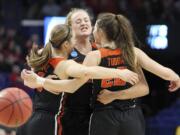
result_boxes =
[92,42,98,49]
[99,48,122,58]
[48,58,65,69]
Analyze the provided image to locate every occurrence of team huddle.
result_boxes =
[18,8,180,135]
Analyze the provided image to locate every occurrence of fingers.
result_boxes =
[21,69,25,80]
[168,84,178,92]
[99,90,105,95]
[168,86,178,92]
[127,73,139,85]
[97,97,106,104]
[124,69,139,85]
[168,81,180,92]
[21,69,41,89]
[21,69,31,79]
[132,74,139,84]
[46,75,58,79]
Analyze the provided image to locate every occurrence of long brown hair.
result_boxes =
[27,24,71,72]
[96,13,138,71]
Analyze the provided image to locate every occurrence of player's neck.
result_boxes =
[73,38,92,54]
[101,41,117,50]
[51,48,69,59]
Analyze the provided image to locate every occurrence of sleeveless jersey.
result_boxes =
[62,44,97,113]
[33,58,64,114]
[92,48,136,110]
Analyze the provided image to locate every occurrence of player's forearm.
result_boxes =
[113,67,149,100]
[113,81,149,100]
[85,66,120,79]
[67,65,121,79]
[135,47,179,81]
[159,68,179,81]
[43,78,88,93]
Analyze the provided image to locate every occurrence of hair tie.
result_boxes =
[49,39,59,49]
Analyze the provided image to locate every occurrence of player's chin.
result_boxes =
[80,31,91,36]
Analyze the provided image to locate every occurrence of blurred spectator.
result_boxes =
[24,0,44,19]
[0,25,5,38]
[174,0,180,21]
[30,33,41,45]
[161,0,175,23]
[0,0,179,134]
[1,0,22,28]
[9,65,21,82]
[40,0,61,17]
[117,0,129,15]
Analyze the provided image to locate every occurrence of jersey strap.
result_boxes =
[99,48,122,58]
[48,57,65,69]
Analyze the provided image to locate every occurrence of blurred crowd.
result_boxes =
[0,0,179,72]
[1,0,180,26]
[0,0,180,134]
[0,24,42,90]
[0,0,179,99]
[0,0,179,105]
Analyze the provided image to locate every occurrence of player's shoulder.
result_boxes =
[87,50,100,58]
[134,47,143,54]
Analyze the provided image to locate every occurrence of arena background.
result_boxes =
[0,0,180,135]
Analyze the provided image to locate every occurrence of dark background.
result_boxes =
[0,0,180,134]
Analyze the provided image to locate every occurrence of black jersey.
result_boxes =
[92,48,136,110]
[63,44,97,113]
[16,58,64,135]
[33,58,63,114]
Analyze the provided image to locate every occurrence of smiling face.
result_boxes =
[71,10,92,38]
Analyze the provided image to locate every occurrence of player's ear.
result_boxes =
[63,41,69,48]
[99,29,106,39]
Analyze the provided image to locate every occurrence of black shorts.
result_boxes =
[89,106,145,135]
[60,110,91,135]
[16,111,56,135]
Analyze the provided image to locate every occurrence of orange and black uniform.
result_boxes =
[16,58,63,135]
[89,48,145,135]
[56,44,97,135]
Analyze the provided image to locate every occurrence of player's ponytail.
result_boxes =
[115,14,136,72]
[26,42,52,72]
[26,24,71,72]
[96,13,138,72]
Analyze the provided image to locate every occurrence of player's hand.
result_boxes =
[97,89,116,104]
[168,78,180,92]
[46,74,58,79]
[21,69,42,89]
[117,69,139,85]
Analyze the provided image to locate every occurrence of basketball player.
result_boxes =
[16,25,66,135]
[53,8,147,135]
[22,8,151,135]
[21,9,179,134]
[20,23,139,135]
[21,8,150,135]
[85,13,180,135]
[16,25,71,135]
